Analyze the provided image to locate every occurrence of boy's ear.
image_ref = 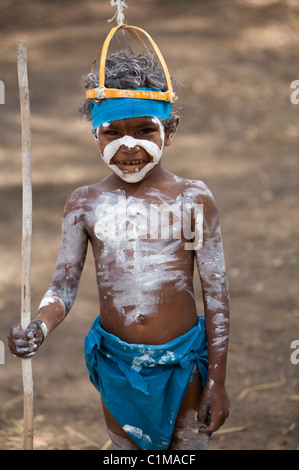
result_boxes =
[164,116,180,147]
[92,127,99,143]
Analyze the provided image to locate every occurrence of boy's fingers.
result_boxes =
[26,322,38,338]
[197,402,209,425]
[10,321,40,339]
[199,411,225,434]
[200,414,217,434]
[16,342,38,355]
[10,324,26,338]
[9,336,38,358]
[13,337,34,347]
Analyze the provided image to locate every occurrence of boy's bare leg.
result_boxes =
[101,399,141,450]
[169,376,209,450]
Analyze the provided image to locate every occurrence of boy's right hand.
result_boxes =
[7,320,44,358]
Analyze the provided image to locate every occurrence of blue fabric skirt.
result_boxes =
[84,315,208,450]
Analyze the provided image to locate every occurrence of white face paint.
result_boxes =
[98,118,165,183]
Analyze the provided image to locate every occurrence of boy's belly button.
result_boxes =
[137,314,145,323]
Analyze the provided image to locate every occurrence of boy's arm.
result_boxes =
[8,189,89,358]
[195,185,230,433]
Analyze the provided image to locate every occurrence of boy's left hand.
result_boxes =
[196,381,230,434]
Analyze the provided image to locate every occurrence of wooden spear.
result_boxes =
[17,40,34,450]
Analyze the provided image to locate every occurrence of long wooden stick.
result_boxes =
[17,40,34,451]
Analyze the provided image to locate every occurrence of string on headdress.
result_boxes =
[108,1,128,26]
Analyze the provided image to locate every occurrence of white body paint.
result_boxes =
[122,424,152,446]
[94,191,196,325]
[211,312,229,354]
[38,288,65,310]
[171,410,209,450]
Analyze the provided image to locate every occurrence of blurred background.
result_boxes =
[0,0,298,450]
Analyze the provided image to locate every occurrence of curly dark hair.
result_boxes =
[79,49,179,136]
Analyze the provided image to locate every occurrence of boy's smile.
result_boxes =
[111,142,152,174]
[96,117,171,183]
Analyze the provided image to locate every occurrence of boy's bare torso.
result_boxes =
[60,170,206,345]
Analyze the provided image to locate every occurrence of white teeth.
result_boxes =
[120,161,144,165]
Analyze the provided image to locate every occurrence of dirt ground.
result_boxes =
[0,0,298,451]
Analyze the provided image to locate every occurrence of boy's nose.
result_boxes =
[121,143,141,153]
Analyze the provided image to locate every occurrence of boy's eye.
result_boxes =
[104,130,120,136]
[139,127,156,135]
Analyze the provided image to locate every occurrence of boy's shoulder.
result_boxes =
[69,177,117,199]
[170,173,214,202]
[63,180,109,212]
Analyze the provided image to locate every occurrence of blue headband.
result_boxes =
[90,88,172,130]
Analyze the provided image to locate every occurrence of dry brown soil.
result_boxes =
[0,0,298,451]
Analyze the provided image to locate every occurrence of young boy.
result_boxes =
[8,48,230,450]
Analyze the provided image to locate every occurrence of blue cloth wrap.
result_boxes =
[90,88,172,130]
[84,315,208,450]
